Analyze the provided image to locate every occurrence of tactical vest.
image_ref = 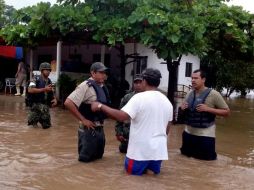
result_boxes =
[78,79,110,123]
[185,88,216,128]
[27,76,54,107]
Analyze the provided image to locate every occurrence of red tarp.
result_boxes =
[0,46,23,59]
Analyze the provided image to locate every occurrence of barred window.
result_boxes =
[185,62,192,77]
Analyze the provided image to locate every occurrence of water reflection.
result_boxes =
[0,95,254,190]
[216,97,254,167]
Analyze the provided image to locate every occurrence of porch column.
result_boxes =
[56,40,62,99]
[29,49,33,80]
[100,45,105,63]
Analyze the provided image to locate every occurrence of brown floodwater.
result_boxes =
[0,95,254,190]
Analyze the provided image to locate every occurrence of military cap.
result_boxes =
[39,62,51,71]
[133,74,143,82]
[90,62,108,72]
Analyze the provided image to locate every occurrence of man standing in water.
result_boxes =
[27,62,57,129]
[179,69,230,160]
[64,62,110,162]
[92,68,173,175]
[115,74,143,153]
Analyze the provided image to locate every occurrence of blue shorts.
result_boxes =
[124,157,162,176]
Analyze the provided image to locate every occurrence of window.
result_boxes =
[185,62,192,77]
[134,56,147,75]
[93,54,111,68]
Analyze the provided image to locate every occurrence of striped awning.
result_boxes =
[0,46,23,59]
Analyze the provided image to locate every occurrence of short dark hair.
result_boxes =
[142,68,162,87]
[193,69,206,79]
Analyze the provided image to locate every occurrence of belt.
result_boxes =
[94,121,103,127]
[79,123,103,130]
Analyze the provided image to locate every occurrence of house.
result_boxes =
[25,42,199,100]
[124,43,199,94]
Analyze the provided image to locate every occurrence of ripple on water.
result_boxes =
[1,96,254,190]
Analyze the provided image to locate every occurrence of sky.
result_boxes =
[226,0,254,13]
[5,0,57,9]
[4,0,254,13]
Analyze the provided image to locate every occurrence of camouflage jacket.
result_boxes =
[115,91,136,138]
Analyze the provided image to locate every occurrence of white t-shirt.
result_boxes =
[121,90,173,161]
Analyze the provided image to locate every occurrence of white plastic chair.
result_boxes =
[5,78,16,94]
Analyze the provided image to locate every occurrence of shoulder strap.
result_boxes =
[187,88,212,110]
[201,88,212,103]
[86,79,93,87]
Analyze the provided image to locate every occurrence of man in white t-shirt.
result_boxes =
[91,68,173,175]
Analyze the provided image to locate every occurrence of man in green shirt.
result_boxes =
[115,75,143,153]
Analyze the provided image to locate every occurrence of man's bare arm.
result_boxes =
[91,102,130,122]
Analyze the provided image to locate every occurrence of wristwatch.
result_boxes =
[97,103,102,110]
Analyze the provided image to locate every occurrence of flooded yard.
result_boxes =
[0,95,254,190]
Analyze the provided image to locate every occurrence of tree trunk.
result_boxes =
[119,45,125,80]
[166,56,181,105]
[166,56,182,123]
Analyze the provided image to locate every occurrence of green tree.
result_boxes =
[0,2,95,46]
[2,0,254,101]
[200,4,254,97]
[0,0,15,28]
[58,0,207,102]
[0,0,5,26]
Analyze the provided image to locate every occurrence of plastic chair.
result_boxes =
[5,78,16,94]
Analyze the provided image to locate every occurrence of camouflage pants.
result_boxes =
[115,123,130,153]
[28,103,51,129]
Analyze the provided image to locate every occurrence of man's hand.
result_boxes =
[116,135,127,142]
[196,104,210,112]
[44,84,53,92]
[180,102,188,110]
[81,119,95,129]
[51,98,57,107]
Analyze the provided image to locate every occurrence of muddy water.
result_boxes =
[0,95,254,190]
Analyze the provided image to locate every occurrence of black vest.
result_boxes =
[27,76,54,107]
[78,79,110,123]
[185,88,216,128]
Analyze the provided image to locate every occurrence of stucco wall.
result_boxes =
[125,43,200,92]
[27,43,200,93]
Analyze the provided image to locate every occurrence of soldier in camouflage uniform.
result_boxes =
[115,75,143,153]
[27,62,57,129]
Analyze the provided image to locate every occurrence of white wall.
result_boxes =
[124,43,168,91]
[177,54,200,86]
[27,43,200,93]
[124,43,200,92]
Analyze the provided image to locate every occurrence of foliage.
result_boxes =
[0,0,5,26]
[0,0,15,28]
[0,2,95,46]
[127,0,207,60]
[1,0,254,98]
[90,0,139,45]
[203,59,254,97]
[200,3,254,97]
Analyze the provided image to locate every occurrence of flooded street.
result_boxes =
[1,95,254,190]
